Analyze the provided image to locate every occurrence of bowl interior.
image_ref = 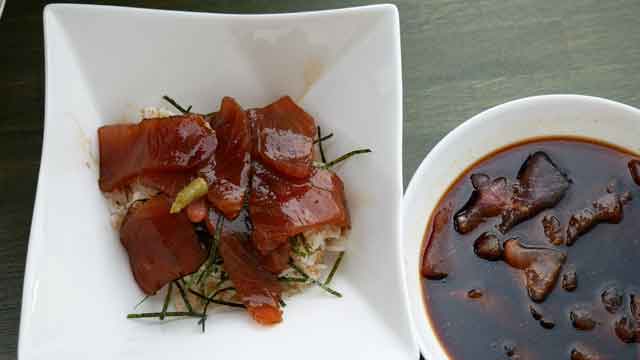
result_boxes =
[402,95,640,360]
[20,4,415,360]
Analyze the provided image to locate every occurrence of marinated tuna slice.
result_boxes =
[499,152,570,232]
[247,96,317,179]
[454,174,510,234]
[120,195,207,295]
[205,206,252,236]
[185,198,207,223]
[219,232,283,325]
[99,114,216,192]
[206,205,289,274]
[200,97,251,219]
[249,162,350,255]
[566,191,632,245]
[503,238,566,302]
[138,171,192,197]
[258,242,291,275]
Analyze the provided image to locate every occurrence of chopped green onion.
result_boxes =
[162,95,192,114]
[289,261,342,298]
[196,286,236,332]
[300,235,312,255]
[324,251,344,286]
[210,299,245,308]
[289,234,309,257]
[170,178,208,214]
[127,311,204,319]
[173,280,193,313]
[278,276,308,283]
[196,215,224,285]
[134,295,150,309]
[198,302,210,332]
[315,126,330,163]
[313,132,334,145]
[215,271,229,289]
[211,286,235,298]
[159,282,173,320]
[315,149,372,169]
[188,289,246,308]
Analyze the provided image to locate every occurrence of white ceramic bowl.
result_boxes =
[20,4,415,360]
[402,95,640,359]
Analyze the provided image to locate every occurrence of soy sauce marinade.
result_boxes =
[421,138,640,359]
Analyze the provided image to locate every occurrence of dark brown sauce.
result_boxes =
[421,138,640,359]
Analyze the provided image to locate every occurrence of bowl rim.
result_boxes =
[401,94,640,360]
[43,2,398,20]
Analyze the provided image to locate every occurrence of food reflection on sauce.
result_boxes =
[421,138,640,360]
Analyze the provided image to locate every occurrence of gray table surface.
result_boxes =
[2,0,640,358]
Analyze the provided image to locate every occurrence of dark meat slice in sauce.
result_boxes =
[120,195,207,295]
[503,238,566,302]
[499,152,570,232]
[98,114,216,192]
[570,344,602,360]
[421,205,452,279]
[138,171,192,197]
[566,191,632,245]
[200,97,251,219]
[542,214,564,245]
[473,232,503,261]
[249,162,350,255]
[613,316,638,343]
[247,96,317,179]
[570,308,597,331]
[421,260,448,280]
[454,174,510,234]
[218,232,283,325]
[601,285,624,314]
[421,257,449,280]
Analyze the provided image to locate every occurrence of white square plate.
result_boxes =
[19,4,414,359]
